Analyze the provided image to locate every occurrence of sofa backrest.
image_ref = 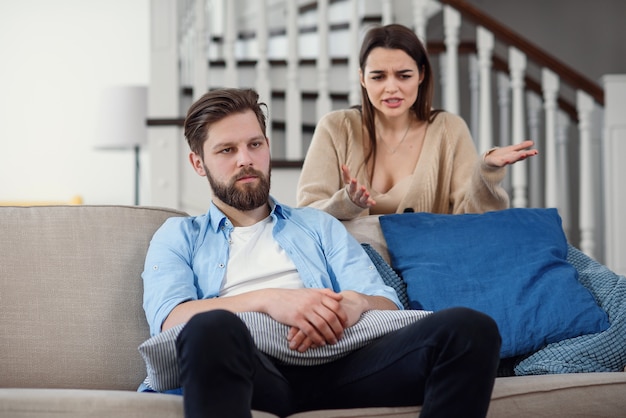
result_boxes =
[0,205,388,391]
[0,205,187,390]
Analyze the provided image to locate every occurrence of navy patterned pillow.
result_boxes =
[515,244,626,374]
[361,243,410,309]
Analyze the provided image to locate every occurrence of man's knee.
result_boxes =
[433,307,501,353]
[185,309,244,331]
[447,306,499,332]
[177,309,251,354]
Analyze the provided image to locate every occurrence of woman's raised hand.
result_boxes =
[483,140,538,168]
[341,164,377,209]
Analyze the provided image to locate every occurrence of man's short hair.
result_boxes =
[184,88,268,157]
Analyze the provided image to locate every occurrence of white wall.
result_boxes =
[0,0,149,205]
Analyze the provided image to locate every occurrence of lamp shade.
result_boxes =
[95,85,148,149]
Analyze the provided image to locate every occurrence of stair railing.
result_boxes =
[152,0,619,263]
[437,0,604,260]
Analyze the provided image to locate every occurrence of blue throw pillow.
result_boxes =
[379,208,610,358]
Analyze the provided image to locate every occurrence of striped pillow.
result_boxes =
[139,309,431,392]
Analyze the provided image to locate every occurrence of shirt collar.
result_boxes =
[206,195,286,233]
[269,197,288,219]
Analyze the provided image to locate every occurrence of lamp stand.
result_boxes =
[134,145,140,206]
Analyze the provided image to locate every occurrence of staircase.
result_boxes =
[147,0,626,272]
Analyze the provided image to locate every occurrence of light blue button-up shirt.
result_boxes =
[142,198,402,336]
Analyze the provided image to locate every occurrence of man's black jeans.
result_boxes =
[176,307,501,418]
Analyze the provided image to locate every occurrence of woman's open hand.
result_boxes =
[341,165,377,208]
[483,140,538,168]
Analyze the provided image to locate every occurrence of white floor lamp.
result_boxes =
[95,85,148,205]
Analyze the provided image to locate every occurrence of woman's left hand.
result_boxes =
[483,140,538,168]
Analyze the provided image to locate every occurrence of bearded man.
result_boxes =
[140,88,501,418]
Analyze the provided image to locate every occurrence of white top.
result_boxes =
[220,216,305,297]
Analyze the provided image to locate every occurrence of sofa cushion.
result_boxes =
[0,205,187,390]
[485,372,626,417]
[0,388,278,418]
[286,372,626,418]
[379,208,610,358]
[0,388,184,418]
[515,244,626,374]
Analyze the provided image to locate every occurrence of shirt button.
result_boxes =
[368,265,375,270]
[218,263,225,268]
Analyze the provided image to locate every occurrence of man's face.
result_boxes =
[189,110,271,211]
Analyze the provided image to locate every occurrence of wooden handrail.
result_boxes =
[439,0,604,106]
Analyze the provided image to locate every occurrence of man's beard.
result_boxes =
[206,166,271,211]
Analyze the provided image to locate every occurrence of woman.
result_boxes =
[297,24,537,220]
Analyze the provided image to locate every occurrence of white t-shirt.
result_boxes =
[219,216,305,297]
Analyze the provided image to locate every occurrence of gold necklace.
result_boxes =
[377,120,412,154]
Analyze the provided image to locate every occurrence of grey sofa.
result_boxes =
[1,205,625,418]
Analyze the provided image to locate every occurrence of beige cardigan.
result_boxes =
[296,108,509,220]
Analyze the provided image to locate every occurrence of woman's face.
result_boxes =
[360,47,424,119]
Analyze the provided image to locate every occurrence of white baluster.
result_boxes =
[286,0,302,159]
[181,34,187,87]
[177,2,188,87]
[255,0,271,135]
[208,0,223,58]
[497,73,511,194]
[412,0,429,43]
[542,68,559,209]
[468,54,479,148]
[149,0,181,208]
[316,0,332,120]
[192,0,208,100]
[348,0,360,106]
[179,22,192,87]
[602,74,626,273]
[439,53,448,112]
[577,90,597,258]
[526,91,543,208]
[443,6,460,114]
[556,110,571,239]
[222,0,237,87]
[591,103,604,262]
[509,47,528,208]
[206,0,214,89]
[381,0,393,25]
[477,26,494,153]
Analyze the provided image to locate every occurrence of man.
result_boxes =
[142,88,501,418]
